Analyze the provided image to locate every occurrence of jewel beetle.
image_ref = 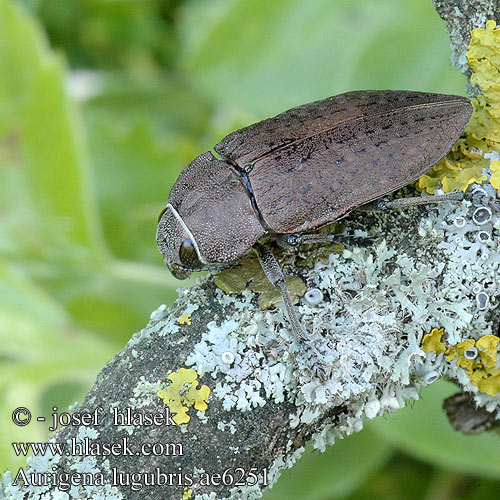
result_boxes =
[157,90,472,379]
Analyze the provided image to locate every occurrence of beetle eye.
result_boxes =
[179,239,202,268]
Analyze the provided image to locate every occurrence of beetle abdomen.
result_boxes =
[235,92,472,233]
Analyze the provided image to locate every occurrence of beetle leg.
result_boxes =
[276,233,374,248]
[253,243,330,381]
[359,190,464,212]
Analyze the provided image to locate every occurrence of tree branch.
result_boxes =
[431,0,500,84]
[3,187,500,499]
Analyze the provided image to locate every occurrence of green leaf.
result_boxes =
[0,258,115,470]
[84,111,200,262]
[262,428,393,500]
[371,380,500,479]
[84,72,212,138]
[60,259,183,342]
[0,0,105,255]
[0,0,184,340]
[179,0,466,119]
[36,0,179,70]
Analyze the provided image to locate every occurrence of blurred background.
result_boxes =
[1,0,500,498]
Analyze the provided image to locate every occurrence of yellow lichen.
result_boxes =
[417,152,488,194]
[467,20,500,148]
[454,339,479,376]
[445,344,458,362]
[476,334,500,369]
[178,313,192,325]
[421,327,447,353]
[182,487,193,499]
[157,368,210,425]
[422,329,500,396]
[470,367,488,386]
[477,370,500,396]
[490,159,500,190]
[418,20,500,195]
[455,339,476,355]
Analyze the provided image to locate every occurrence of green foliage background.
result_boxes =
[1,0,500,497]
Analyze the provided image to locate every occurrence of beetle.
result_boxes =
[157,90,472,379]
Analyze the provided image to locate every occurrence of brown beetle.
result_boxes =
[157,90,472,379]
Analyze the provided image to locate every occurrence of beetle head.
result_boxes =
[156,204,203,280]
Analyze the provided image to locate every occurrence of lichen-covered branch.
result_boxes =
[431,0,500,81]
[3,187,500,500]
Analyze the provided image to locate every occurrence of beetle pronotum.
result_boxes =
[157,90,472,380]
